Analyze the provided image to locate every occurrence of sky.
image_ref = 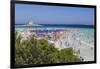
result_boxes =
[15,4,95,25]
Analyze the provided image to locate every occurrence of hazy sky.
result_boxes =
[15,4,94,25]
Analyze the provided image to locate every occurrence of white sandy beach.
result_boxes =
[54,28,94,61]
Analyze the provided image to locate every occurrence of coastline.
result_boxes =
[15,26,94,61]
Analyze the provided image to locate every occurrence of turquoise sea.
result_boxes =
[16,25,94,28]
